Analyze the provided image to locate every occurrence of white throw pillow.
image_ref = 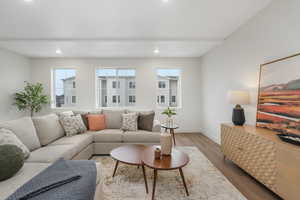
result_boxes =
[122,112,138,131]
[0,128,30,159]
[59,114,87,136]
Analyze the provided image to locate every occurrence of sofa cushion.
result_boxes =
[73,110,90,129]
[32,114,65,146]
[123,130,160,143]
[0,128,30,159]
[138,111,155,131]
[92,129,123,143]
[26,145,75,163]
[0,117,41,151]
[102,109,125,129]
[87,114,106,131]
[59,114,87,136]
[50,134,93,155]
[121,112,138,131]
[0,162,50,200]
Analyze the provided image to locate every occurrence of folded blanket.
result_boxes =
[6,159,97,200]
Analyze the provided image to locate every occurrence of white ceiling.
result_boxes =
[0,0,272,58]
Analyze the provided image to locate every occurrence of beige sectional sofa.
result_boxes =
[0,109,161,200]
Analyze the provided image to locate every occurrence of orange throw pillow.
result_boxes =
[86,114,106,131]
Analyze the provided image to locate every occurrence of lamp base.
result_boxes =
[232,105,245,126]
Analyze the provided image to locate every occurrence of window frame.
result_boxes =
[95,67,136,108]
[51,67,77,109]
[156,68,182,109]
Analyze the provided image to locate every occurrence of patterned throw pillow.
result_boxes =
[122,113,138,131]
[0,128,30,159]
[59,114,87,136]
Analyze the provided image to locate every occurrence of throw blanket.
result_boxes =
[6,159,97,200]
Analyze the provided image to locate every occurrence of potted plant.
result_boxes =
[13,82,50,117]
[162,107,176,126]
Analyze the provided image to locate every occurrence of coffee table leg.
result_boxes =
[112,160,119,177]
[152,169,157,200]
[142,165,148,194]
[170,129,176,146]
[179,168,189,196]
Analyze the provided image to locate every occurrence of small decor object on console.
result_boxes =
[155,147,161,159]
[228,90,250,126]
[160,132,172,155]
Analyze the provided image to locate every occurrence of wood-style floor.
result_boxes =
[175,133,282,200]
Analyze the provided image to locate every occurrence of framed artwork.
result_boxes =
[256,53,300,134]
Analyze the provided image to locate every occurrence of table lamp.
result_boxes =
[228,90,250,126]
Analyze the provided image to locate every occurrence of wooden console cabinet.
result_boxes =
[221,123,300,200]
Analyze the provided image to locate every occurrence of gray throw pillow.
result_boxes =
[59,114,87,136]
[122,113,138,131]
[0,128,30,159]
[138,112,155,131]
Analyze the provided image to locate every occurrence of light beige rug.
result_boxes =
[92,147,247,200]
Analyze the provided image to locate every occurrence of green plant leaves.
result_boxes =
[13,82,50,116]
[161,107,176,117]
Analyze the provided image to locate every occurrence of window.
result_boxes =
[129,81,136,89]
[158,81,166,88]
[157,69,181,107]
[172,96,176,103]
[96,69,136,107]
[53,69,76,108]
[112,95,117,103]
[160,95,165,104]
[72,96,76,103]
[112,81,120,89]
[129,95,136,103]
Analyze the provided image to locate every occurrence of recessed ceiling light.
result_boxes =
[162,0,169,3]
[24,0,33,2]
[56,49,62,54]
[154,49,160,54]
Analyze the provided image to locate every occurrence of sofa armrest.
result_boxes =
[152,120,161,132]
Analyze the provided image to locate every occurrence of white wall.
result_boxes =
[199,0,300,143]
[0,48,31,121]
[30,58,202,132]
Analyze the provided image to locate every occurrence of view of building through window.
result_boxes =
[157,69,180,107]
[53,69,76,108]
[96,69,136,107]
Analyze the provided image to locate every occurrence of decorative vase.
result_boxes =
[160,132,172,155]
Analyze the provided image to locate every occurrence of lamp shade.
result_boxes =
[228,90,250,105]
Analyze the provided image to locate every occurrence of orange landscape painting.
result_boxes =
[257,56,300,135]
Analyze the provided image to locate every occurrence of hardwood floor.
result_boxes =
[175,133,282,200]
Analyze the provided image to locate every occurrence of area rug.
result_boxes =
[92,147,247,200]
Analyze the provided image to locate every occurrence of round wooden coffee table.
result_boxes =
[110,144,148,193]
[142,146,190,200]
